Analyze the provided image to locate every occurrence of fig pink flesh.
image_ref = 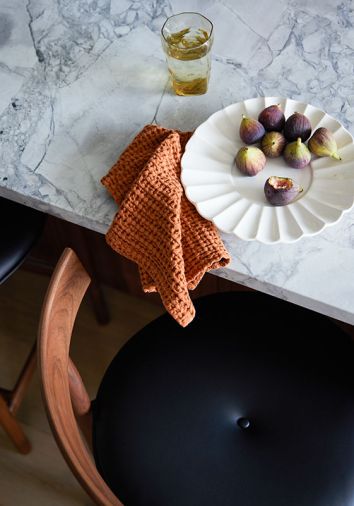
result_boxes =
[264,176,303,206]
[269,176,293,190]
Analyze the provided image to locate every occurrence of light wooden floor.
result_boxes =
[0,269,163,506]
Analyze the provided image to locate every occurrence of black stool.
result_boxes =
[38,248,354,505]
[0,196,45,453]
[93,292,354,506]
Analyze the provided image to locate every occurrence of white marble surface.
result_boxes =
[0,0,354,324]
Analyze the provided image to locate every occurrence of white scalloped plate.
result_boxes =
[181,97,354,243]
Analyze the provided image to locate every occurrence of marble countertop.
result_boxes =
[1,0,354,324]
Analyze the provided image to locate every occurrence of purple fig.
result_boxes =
[283,137,311,168]
[261,131,286,158]
[239,115,265,144]
[308,127,341,160]
[264,176,303,206]
[284,112,312,142]
[258,104,285,132]
[235,146,266,176]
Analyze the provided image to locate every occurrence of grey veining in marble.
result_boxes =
[0,0,354,324]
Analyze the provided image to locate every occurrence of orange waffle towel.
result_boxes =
[101,125,231,327]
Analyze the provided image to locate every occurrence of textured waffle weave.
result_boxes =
[101,125,230,326]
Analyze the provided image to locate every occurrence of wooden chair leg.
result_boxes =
[0,394,31,454]
[0,343,36,454]
[10,343,36,415]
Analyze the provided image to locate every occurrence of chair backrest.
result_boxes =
[38,248,123,506]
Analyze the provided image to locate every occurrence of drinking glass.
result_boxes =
[161,12,214,96]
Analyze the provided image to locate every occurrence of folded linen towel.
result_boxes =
[101,125,230,326]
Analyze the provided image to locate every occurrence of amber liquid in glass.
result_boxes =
[165,28,211,96]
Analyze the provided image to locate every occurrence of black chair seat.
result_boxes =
[93,292,354,506]
[0,197,45,284]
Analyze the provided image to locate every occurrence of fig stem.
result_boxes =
[296,137,302,146]
[242,114,246,119]
[331,152,341,161]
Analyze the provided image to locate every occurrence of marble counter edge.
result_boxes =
[213,267,354,326]
[2,185,352,327]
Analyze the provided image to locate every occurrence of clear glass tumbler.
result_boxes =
[161,12,214,96]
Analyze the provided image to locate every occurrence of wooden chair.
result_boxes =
[38,248,119,505]
[38,248,354,506]
[0,196,45,454]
